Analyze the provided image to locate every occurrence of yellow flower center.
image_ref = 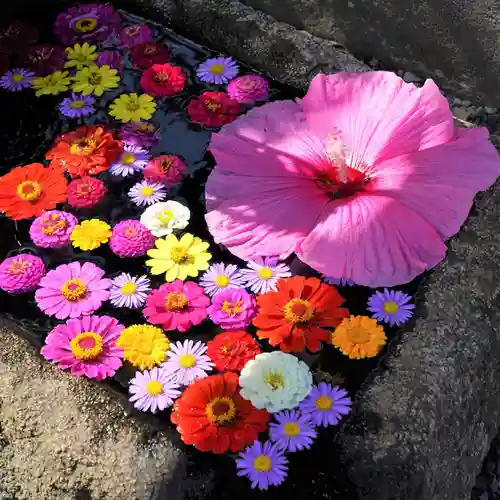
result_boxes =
[315,395,333,411]
[179,353,196,368]
[88,72,102,85]
[143,45,158,55]
[257,266,274,280]
[283,422,300,437]
[60,278,87,301]
[161,157,173,172]
[11,73,24,83]
[165,291,188,311]
[283,298,314,324]
[40,214,68,235]
[253,456,272,472]
[8,259,29,275]
[219,345,231,356]
[70,331,103,360]
[121,282,137,295]
[264,370,285,391]
[157,209,175,225]
[383,301,399,315]
[70,137,96,155]
[138,123,155,132]
[121,152,136,165]
[145,380,163,395]
[170,245,189,264]
[74,17,98,33]
[215,274,230,288]
[210,63,225,75]
[16,180,41,201]
[71,99,86,109]
[205,396,236,425]
[205,99,221,112]
[221,299,242,317]
[140,186,154,197]
[348,327,371,344]
[127,100,140,111]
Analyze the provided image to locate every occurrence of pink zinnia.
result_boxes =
[207,288,257,329]
[227,74,269,104]
[205,71,500,287]
[109,220,156,258]
[0,253,46,294]
[41,314,124,380]
[35,261,111,319]
[30,210,78,249]
[143,154,187,187]
[143,281,210,332]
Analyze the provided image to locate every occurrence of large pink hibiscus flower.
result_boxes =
[205,71,500,287]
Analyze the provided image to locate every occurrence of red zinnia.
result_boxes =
[140,63,186,97]
[171,372,269,453]
[187,91,241,128]
[46,125,123,178]
[253,276,349,352]
[207,331,262,372]
[131,43,169,69]
[67,177,107,209]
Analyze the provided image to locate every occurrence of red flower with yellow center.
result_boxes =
[140,63,186,97]
[187,91,241,128]
[206,331,262,372]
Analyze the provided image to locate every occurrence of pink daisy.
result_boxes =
[205,71,500,287]
[35,261,111,320]
[41,314,124,380]
[143,281,210,332]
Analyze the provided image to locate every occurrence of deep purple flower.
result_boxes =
[207,288,257,329]
[119,24,152,48]
[21,44,66,76]
[367,288,415,326]
[97,50,124,73]
[59,93,96,118]
[0,68,35,91]
[119,121,160,148]
[269,410,317,452]
[240,256,291,294]
[199,262,246,297]
[196,56,238,84]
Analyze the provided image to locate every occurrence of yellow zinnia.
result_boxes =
[70,219,112,251]
[109,93,156,123]
[331,315,387,360]
[72,64,120,97]
[146,233,212,282]
[32,71,71,96]
[117,324,170,370]
[64,43,98,70]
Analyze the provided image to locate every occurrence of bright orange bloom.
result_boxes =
[45,125,122,178]
[0,163,67,220]
[253,276,349,352]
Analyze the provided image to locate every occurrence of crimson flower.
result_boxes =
[140,63,186,97]
[187,91,241,128]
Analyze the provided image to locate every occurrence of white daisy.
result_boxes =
[140,200,190,237]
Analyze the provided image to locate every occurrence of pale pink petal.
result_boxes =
[66,318,83,338]
[67,261,83,279]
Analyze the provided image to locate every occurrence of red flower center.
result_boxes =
[143,45,159,55]
[315,166,368,200]
[205,396,236,425]
[153,71,170,84]
[204,99,221,112]
[283,298,314,324]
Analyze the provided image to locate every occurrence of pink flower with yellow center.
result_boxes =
[0,253,46,293]
[30,210,78,249]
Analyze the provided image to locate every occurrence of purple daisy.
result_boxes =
[240,256,291,294]
[367,288,415,326]
[236,440,288,490]
[59,93,96,118]
[109,143,150,177]
[323,275,356,287]
[109,273,151,309]
[269,410,317,453]
[119,24,152,48]
[128,180,167,207]
[119,121,160,148]
[0,68,35,91]
[198,262,246,297]
[128,366,181,413]
[196,56,239,85]
[160,339,213,385]
[97,50,124,73]
[299,383,352,428]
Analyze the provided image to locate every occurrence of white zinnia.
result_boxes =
[140,200,190,237]
[239,351,312,413]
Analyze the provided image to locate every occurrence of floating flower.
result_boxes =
[140,200,190,237]
[240,256,291,295]
[30,210,77,249]
[236,440,288,490]
[0,21,38,53]
[128,180,167,206]
[227,74,269,104]
[97,50,123,72]
[64,42,98,70]
[32,70,71,96]
[207,288,257,330]
[117,324,170,370]
[119,23,152,48]
[128,366,181,413]
[67,176,107,208]
[0,163,67,220]
[21,44,66,76]
[171,371,270,453]
[206,330,261,372]
[199,262,246,297]
[143,280,209,332]
[269,410,317,452]
[41,315,123,380]
[72,64,120,97]
[143,154,187,187]
[109,143,150,177]
[239,351,312,413]
[253,276,349,352]
[0,254,46,294]
[367,288,415,326]
[54,3,121,45]
[119,121,160,148]
[146,233,212,282]
[46,125,122,178]
[140,63,186,97]
[35,261,110,320]
[0,53,8,77]
[109,220,156,258]
[323,276,355,287]
[70,219,112,251]
[299,383,352,427]
[196,56,238,85]
[187,91,241,127]
[0,68,35,91]
[109,93,156,123]
[331,315,387,359]
[109,273,151,309]
[59,93,96,118]
[131,42,169,69]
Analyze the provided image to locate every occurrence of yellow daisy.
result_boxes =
[32,71,71,97]
[116,324,170,370]
[70,219,112,251]
[109,93,156,123]
[146,233,212,282]
[64,43,98,70]
[72,64,120,97]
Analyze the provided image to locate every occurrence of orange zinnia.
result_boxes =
[45,125,122,178]
[0,163,67,220]
[253,276,349,352]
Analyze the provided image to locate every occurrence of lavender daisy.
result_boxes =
[236,440,288,490]
[0,68,35,91]
[59,92,95,118]
[128,180,167,206]
[367,288,415,326]
[240,256,291,294]
[299,383,352,428]
[269,410,317,452]
[109,143,150,177]
[161,339,213,385]
[196,56,239,85]
[128,366,181,413]
[109,273,151,308]
[199,262,246,297]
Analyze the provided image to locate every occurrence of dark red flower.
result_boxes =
[140,63,186,97]
[187,91,241,128]
[21,44,66,76]
[207,331,262,372]
[0,21,38,54]
[67,177,107,209]
[131,43,169,69]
